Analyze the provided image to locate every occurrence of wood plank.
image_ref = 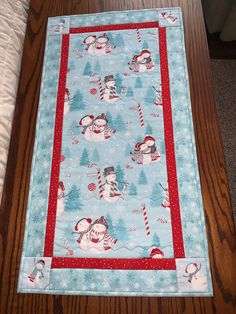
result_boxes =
[0,0,235,313]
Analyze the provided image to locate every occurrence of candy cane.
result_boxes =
[98,77,104,101]
[138,103,144,127]
[136,29,141,43]
[97,168,103,199]
[142,204,150,236]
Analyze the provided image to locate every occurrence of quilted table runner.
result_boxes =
[18,8,213,296]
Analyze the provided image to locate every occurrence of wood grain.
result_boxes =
[0,0,235,313]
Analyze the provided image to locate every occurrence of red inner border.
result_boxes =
[44,21,185,270]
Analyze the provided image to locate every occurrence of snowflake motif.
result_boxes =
[34,238,41,247]
[90,283,96,289]
[61,279,68,288]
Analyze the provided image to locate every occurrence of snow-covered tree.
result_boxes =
[70,90,85,111]
[114,114,126,132]
[150,183,163,207]
[92,148,100,162]
[83,61,92,76]
[145,124,153,134]
[70,120,80,135]
[105,213,117,238]
[145,86,156,104]
[115,164,125,191]
[106,111,115,129]
[128,183,137,196]
[116,218,129,242]
[106,32,116,46]
[80,148,89,166]
[134,77,143,88]
[65,185,83,211]
[152,232,161,247]
[94,60,101,73]
[138,170,148,185]
[115,73,122,93]
[126,86,134,97]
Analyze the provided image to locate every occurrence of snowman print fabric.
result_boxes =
[18,8,213,296]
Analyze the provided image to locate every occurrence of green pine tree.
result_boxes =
[150,183,163,207]
[92,148,100,162]
[70,90,85,111]
[128,183,137,196]
[94,60,101,73]
[83,61,92,76]
[152,232,161,247]
[114,114,126,132]
[117,218,129,242]
[126,86,134,97]
[105,213,117,238]
[115,73,122,94]
[65,185,83,211]
[138,170,148,185]
[134,77,143,88]
[145,124,153,134]
[80,148,89,166]
[145,86,156,104]
[115,164,125,191]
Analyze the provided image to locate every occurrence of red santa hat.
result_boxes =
[134,142,143,151]
[132,54,139,62]
[79,115,94,126]
[185,263,198,273]
[92,216,108,228]
[58,181,65,191]
[36,259,45,266]
[150,247,164,258]
[74,218,92,231]
[83,35,96,44]
[144,135,156,143]
[141,49,151,56]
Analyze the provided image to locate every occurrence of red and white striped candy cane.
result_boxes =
[98,77,104,101]
[136,29,141,43]
[138,103,144,127]
[97,168,103,199]
[142,204,150,236]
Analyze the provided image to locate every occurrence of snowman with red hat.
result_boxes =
[74,217,93,251]
[143,135,160,164]
[79,113,116,142]
[64,88,70,115]
[149,247,164,259]
[88,216,117,252]
[140,50,155,71]
[83,33,116,56]
[129,50,155,73]
[183,262,208,291]
[57,181,65,217]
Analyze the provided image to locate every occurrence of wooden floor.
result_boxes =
[0,0,235,313]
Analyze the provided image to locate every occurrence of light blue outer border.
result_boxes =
[18,7,213,296]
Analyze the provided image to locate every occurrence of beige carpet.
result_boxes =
[211,59,236,224]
